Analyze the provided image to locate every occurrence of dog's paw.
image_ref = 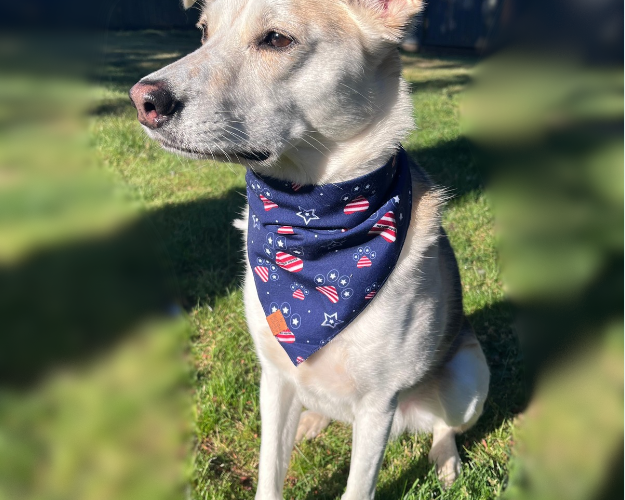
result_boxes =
[434,453,461,488]
[295,410,331,443]
[428,435,461,489]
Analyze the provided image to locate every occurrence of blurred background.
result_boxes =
[0,1,622,499]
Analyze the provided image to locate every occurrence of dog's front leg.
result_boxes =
[255,367,301,500]
[341,396,397,500]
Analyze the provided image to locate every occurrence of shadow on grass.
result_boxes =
[376,456,435,500]
[0,187,247,387]
[407,74,472,94]
[92,29,199,92]
[297,454,432,500]
[300,454,352,500]
[405,138,483,200]
[400,52,478,70]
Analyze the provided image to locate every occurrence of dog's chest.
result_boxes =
[244,238,443,420]
[241,174,447,420]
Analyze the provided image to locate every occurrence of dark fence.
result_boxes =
[3,0,509,52]
[414,0,509,52]
[1,0,197,29]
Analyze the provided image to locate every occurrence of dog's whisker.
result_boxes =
[300,131,331,151]
[220,125,250,143]
[278,136,300,153]
[301,134,331,153]
[297,136,328,159]
[214,143,232,163]
[338,82,379,110]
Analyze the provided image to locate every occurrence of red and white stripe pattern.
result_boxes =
[296,356,305,364]
[292,289,305,300]
[344,195,369,214]
[291,182,302,191]
[357,255,372,268]
[316,285,339,304]
[254,266,269,282]
[275,251,303,273]
[365,290,377,300]
[277,226,294,235]
[368,211,397,243]
[275,329,295,343]
[260,194,278,211]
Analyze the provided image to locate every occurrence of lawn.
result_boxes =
[92,30,522,499]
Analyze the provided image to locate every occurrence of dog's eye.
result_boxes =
[262,31,293,48]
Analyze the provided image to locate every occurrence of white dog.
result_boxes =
[130,1,489,498]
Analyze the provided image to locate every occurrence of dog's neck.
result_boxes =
[252,56,414,186]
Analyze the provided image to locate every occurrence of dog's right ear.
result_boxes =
[349,0,424,43]
[182,0,198,9]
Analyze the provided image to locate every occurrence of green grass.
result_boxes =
[90,31,524,499]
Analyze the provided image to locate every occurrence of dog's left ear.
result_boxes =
[182,0,198,9]
[350,0,424,43]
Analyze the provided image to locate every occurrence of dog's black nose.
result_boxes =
[129,80,179,129]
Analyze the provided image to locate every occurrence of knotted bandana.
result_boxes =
[246,148,412,366]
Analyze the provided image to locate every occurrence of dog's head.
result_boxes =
[130,0,422,173]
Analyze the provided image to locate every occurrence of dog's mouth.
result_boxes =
[156,138,271,162]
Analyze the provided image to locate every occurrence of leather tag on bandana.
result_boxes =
[267,310,288,336]
[267,310,297,344]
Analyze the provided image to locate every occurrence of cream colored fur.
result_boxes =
[136,1,490,498]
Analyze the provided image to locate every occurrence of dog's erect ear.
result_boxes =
[182,0,198,9]
[350,0,424,43]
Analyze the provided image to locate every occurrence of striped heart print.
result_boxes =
[292,289,305,300]
[275,251,303,272]
[368,211,397,243]
[275,329,295,343]
[316,285,339,304]
[344,195,370,214]
[277,226,294,234]
[365,290,377,300]
[260,194,278,211]
[254,266,269,282]
[357,255,372,268]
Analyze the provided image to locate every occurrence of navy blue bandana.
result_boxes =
[246,148,412,366]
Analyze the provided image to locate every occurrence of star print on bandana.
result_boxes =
[341,289,353,299]
[296,207,320,225]
[321,312,343,328]
[246,147,412,366]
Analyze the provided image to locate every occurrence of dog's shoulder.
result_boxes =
[407,157,466,360]
[406,158,449,250]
